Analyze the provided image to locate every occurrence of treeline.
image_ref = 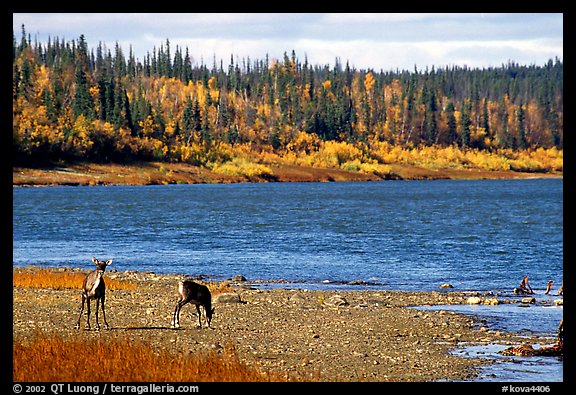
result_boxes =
[13,25,563,168]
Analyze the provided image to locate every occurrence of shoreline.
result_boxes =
[13,266,558,382]
[13,162,562,187]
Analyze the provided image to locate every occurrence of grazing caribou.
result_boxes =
[172,279,214,329]
[75,257,112,330]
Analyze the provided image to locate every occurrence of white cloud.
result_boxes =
[322,13,462,24]
[13,13,563,71]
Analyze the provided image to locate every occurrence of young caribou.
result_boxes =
[172,279,214,329]
[75,257,112,330]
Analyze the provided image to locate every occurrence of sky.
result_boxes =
[12,13,563,72]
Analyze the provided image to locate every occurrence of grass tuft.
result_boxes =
[13,268,137,291]
[206,281,237,296]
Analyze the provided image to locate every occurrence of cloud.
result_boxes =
[13,13,563,71]
[322,13,460,24]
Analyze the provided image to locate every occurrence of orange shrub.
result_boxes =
[14,332,305,382]
[13,268,136,291]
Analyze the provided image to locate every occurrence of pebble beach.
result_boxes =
[13,267,558,382]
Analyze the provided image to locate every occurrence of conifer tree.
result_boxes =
[72,62,94,119]
[517,104,527,149]
[446,102,457,144]
[460,100,471,148]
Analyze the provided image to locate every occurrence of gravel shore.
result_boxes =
[13,161,561,187]
[13,267,546,382]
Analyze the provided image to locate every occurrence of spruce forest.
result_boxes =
[13,26,563,177]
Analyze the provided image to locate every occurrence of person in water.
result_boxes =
[514,275,535,295]
[557,280,563,296]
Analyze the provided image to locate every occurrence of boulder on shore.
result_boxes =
[213,292,242,304]
[324,295,349,307]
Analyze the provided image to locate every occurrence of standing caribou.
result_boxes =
[75,257,112,330]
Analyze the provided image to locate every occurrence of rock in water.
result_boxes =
[466,296,482,305]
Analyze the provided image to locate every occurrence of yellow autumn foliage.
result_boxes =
[364,72,375,94]
[366,141,562,173]
[211,158,273,178]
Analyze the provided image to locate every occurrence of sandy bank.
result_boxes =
[13,162,561,187]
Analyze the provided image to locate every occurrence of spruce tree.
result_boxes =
[446,102,457,144]
[182,99,194,134]
[517,104,528,149]
[460,100,471,148]
[72,62,94,119]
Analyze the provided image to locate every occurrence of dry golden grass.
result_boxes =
[13,269,137,291]
[13,332,304,382]
[206,281,237,296]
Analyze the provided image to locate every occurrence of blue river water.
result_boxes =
[13,178,563,381]
[13,179,562,293]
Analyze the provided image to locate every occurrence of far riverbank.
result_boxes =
[13,161,562,187]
